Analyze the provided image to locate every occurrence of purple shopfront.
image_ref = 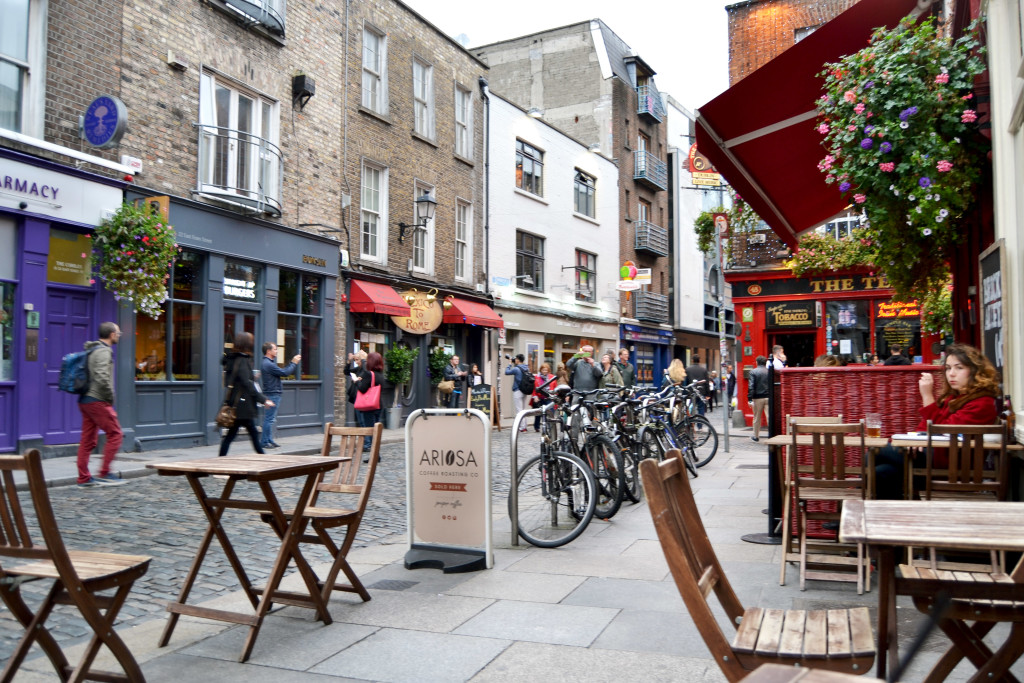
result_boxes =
[0,148,126,453]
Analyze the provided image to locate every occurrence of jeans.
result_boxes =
[219,418,264,456]
[261,392,282,446]
[356,408,381,451]
[77,401,124,484]
[444,389,463,408]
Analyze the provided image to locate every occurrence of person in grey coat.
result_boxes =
[566,344,602,391]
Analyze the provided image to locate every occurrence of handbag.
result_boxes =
[355,371,381,411]
[438,379,455,394]
[216,384,238,428]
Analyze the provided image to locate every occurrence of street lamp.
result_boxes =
[397,191,437,243]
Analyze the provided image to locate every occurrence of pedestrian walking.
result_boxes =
[259,341,300,449]
[355,351,385,458]
[504,354,529,430]
[76,322,127,487]
[685,354,710,415]
[219,332,270,456]
[748,355,770,441]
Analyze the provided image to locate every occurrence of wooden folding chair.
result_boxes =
[899,554,1024,682]
[778,415,842,587]
[908,421,1008,571]
[789,421,870,594]
[640,450,875,682]
[262,422,382,603]
[0,449,151,683]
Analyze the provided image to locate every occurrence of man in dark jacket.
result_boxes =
[725,363,737,416]
[685,354,710,415]
[883,344,912,365]
[616,348,635,389]
[566,345,602,391]
[260,342,301,449]
[76,322,126,487]
[748,355,770,441]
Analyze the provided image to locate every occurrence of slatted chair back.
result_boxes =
[922,422,1007,501]
[790,422,868,495]
[309,422,383,509]
[641,449,875,681]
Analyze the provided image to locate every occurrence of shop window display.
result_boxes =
[277,270,322,380]
[135,251,205,381]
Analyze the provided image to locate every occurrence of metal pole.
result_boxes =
[716,224,730,453]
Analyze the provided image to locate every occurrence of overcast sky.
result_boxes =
[401,0,731,113]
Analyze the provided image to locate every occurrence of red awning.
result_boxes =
[443,297,504,328]
[695,0,924,247]
[348,280,411,316]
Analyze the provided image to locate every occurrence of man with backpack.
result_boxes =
[504,354,532,431]
[76,322,126,487]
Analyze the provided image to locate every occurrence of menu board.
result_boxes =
[470,383,492,418]
[980,240,1005,380]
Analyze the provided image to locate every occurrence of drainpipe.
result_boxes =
[479,76,494,385]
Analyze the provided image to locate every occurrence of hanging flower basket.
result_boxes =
[91,202,178,318]
[815,17,987,300]
[785,229,876,277]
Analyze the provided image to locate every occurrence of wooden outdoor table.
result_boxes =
[741,663,882,682]
[840,499,1024,681]
[148,453,344,662]
[759,434,888,541]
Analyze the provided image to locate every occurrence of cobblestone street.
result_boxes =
[0,431,525,662]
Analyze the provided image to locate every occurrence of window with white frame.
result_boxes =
[411,184,434,273]
[362,27,387,114]
[454,85,472,159]
[1,0,45,135]
[455,200,471,280]
[412,59,434,139]
[360,162,387,262]
[575,250,596,302]
[516,231,544,291]
[198,72,282,214]
[574,169,596,218]
[515,140,543,196]
[817,212,862,240]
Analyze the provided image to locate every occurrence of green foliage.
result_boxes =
[921,281,954,337]
[816,17,987,300]
[694,210,717,256]
[428,346,452,387]
[384,345,419,389]
[785,229,876,277]
[91,202,178,318]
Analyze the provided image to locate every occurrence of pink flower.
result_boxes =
[816,123,830,134]
[854,102,865,114]
[936,160,953,172]
[879,162,895,172]
[817,154,835,172]
[962,109,977,123]
[847,125,856,131]
[853,194,867,204]
[935,73,950,84]
[844,90,857,102]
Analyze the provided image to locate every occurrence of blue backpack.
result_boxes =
[58,346,97,395]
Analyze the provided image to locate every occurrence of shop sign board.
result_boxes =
[392,289,443,335]
[764,301,816,329]
[405,409,492,572]
[734,273,893,299]
[980,239,1006,377]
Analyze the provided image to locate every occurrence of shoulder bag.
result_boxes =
[437,379,455,394]
[355,371,381,411]
[216,365,239,428]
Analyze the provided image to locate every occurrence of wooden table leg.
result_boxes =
[239,473,329,663]
[876,546,898,679]
[967,622,1024,683]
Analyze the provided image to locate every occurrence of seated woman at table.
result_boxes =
[875,343,1000,499]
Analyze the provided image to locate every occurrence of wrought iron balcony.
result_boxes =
[196,123,283,217]
[633,151,667,191]
[634,220,669,257]
[634,291,669,324]
[220,0,285,35]
[636,83,665,122]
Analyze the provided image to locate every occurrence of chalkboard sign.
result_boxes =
[979,239,1005,380]
[470,383,492,418]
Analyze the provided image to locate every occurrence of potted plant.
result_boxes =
[384,345,419,429]
[428,346,452,407]
[815,17,986,300]
[90,202,179,317]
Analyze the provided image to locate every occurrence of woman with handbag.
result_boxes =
[355,351,385,459]
[218,332,271,456]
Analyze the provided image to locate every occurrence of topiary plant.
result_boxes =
[428,346,452,387]
[384,345,419,408]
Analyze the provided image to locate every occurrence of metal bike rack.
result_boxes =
[508,406,544,547]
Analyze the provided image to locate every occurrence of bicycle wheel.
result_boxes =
[636,425,665,461]
[619,442,641,503]
[584,435,624,519]
[682,443,699,478]
[685,415,719,468]
[511,451,597,548]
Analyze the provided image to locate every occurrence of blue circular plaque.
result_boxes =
[81,95,127,149]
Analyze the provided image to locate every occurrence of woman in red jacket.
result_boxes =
[876,343,1000,498]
